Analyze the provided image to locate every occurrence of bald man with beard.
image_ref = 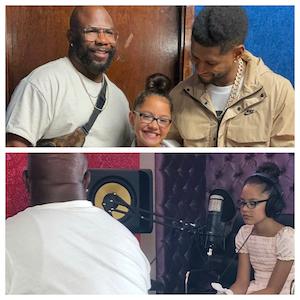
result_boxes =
[6,7,131,147]
[6,153,151,294]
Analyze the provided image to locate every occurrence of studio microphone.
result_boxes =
[204,189,235,256]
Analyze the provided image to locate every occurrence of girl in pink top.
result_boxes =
[230,162,294,294]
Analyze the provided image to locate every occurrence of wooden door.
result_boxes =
[6,6,190,107]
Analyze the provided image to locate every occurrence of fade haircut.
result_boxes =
[192,6,248,53]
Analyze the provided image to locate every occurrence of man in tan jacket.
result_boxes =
[168,6,294,147]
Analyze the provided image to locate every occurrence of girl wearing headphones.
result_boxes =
[230,162,294,294]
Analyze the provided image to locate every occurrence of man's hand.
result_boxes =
[6,133,31,147]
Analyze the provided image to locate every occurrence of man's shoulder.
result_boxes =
[29,57,70,75]
[14,58,79,97]
[257,63,293,88]
[171,74,198,91]
[104,75,128,102]
[170,74,199,98]
[94,205,136,235]
[20,57,71,89]
[6,207,37,233]
[261,70,293,89]
[244,51,293,90]
[258,69,294,97]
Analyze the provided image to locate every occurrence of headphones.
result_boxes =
[246,172,285,218]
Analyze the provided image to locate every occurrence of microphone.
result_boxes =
[204,189,235,256]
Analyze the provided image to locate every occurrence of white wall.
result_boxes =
[139,153,156,279]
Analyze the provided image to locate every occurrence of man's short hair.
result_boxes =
[192,6,248,53]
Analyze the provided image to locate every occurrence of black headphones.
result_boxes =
[246,172,285,218]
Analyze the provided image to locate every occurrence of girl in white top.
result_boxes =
[230,162,294,294]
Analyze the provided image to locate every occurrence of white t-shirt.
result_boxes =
[207,84,232,116]
[207,75,245,117]
[6,57,132,146]
[6,200,151,294]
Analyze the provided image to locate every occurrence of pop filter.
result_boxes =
[205,189,236,256]
[211,189,236,223]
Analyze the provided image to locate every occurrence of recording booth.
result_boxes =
[83,153,294,294]
[154,153,294,294]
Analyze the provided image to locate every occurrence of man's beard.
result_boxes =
[198,72,224,85]
[197,68,233,86]
[75,43,116,75]
[198,74,213,85]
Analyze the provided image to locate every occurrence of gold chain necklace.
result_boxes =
[225,58,244,108]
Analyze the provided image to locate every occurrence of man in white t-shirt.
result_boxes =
[6,153,151,294]
[6,7,131,147]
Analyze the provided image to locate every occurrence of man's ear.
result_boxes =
[67,29,76,46]
[83,170,91,190]
[129,111,135,127]
[67,29,72,43]
[233,44,245,60]
[22,170,30,193]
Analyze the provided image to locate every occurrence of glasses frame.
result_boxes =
[82,27,119,42]
[134,111,172,128]
[237,199,269,209]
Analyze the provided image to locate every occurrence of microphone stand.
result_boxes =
[110,207,202,233]
[102,193,222,294]
[103,193,238,293]
[102,192,205,233]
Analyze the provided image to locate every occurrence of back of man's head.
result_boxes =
[26,153,89,205]
[192,6,248,53]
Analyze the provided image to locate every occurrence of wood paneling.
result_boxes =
[183,6,194,79]
[6,6,184,108]
[6,7,72,103]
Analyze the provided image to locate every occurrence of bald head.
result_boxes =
[68,6,117,81]
[26,153,90,205]
[28,153,87,183]
[70,6,114,31]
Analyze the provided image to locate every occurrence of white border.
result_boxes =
[1,1,298,298]
[1,0,298,5]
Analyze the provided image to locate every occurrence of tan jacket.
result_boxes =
[168,51,294,147]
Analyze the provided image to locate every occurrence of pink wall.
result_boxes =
[6,153,140,218]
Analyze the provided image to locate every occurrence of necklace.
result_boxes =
[225,58,244,108]
[76,71,104,107]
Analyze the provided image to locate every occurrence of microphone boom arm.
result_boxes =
[102,192,204,233]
